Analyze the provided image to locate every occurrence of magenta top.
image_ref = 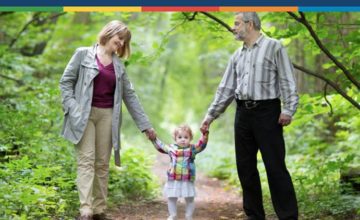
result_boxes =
[91,56,116,108]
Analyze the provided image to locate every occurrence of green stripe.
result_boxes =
[0,7,63,12]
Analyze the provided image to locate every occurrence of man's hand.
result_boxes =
[200,117,212,133]
[278,113,292,126]
[144,128,157,141]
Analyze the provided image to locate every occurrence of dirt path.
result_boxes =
[109,153,246,220]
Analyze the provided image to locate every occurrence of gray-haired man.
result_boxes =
[201,12,299,220]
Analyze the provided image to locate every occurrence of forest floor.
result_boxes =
[108,153,249,220]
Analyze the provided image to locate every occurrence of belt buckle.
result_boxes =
[245,101,258,109]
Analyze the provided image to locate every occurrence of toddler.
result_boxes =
[152,125,209,220]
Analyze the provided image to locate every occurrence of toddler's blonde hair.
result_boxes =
[173,124,193,141]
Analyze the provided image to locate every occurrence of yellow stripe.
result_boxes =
[64,7,141,12]
[220,7,298,12]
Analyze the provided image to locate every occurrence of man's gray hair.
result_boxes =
[236,12,261,31]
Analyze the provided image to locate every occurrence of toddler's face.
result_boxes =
[175,130,191,147]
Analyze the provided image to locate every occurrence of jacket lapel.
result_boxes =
[112,53,124,80]
[81,44,99,81]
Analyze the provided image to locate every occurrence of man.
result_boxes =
[200,12,299,220]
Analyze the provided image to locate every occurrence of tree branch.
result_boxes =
[9,12,42,48]
[185,12,360,110]
[200,12,234,33]
[182,12,198,21]
[0,73,24,86]
[288,12,360,90]
[293,63,359,110]
[324,83,333,115]
[9,12,66,49]
[0,12,14,17]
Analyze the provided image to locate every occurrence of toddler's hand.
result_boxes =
[200,118,211,133]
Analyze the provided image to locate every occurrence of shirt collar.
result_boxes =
[242,33,264,50]
[174,144,190,149]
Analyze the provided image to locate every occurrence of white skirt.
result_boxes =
[163,180,196,198]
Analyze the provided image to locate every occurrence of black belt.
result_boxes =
[236,99,279,109]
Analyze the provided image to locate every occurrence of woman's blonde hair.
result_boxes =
[98,20,131,59]
[173,124,193,141]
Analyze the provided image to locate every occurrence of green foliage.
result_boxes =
[0,156,78,219]
[202,92,360,219]
[0,78,79,219]
[0,69,158,219]
[0,12,359,219]
[284,91,360,218]
[290,154,359,219]
[108,147,158,204]
[262,12,360,92]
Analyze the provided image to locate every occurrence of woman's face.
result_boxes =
[106,34,125,53]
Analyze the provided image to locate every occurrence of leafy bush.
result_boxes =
[108,147,158,204]
[199,92,360,219]
[0,78,159,219]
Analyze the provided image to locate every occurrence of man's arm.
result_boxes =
[201,52,238,132]
[275,46,299,125]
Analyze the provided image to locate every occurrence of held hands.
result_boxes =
[278,113,292,126]
[144,128,157,141]
[200,117,211,134]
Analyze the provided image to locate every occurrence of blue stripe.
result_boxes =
[300,7,360,11]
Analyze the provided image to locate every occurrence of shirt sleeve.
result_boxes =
[193,132,209,154]
[206,53,237,121]
[275,46,299,116]
[152,138,170,154]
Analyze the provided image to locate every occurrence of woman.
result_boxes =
[60,20,156,220]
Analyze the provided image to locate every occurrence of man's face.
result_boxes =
[233,14,249,41]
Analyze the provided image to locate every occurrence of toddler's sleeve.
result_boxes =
[152,138,169,154]
[193,131,209,154]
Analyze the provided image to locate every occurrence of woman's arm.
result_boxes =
[122,72,152,132]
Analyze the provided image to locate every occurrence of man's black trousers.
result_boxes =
[234,99,298,220]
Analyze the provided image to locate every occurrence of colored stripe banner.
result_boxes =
[2,6,360,11]
[0,0,359,7]
[63,7,141,12]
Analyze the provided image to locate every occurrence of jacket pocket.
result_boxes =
[63,106,70,116]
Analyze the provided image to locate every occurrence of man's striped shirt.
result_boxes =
[207,34,299,120]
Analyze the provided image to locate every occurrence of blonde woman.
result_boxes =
[60,20,156,220]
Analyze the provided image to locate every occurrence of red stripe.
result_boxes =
[142,6,219,11]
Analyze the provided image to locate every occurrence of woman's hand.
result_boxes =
[144,128,157,141]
